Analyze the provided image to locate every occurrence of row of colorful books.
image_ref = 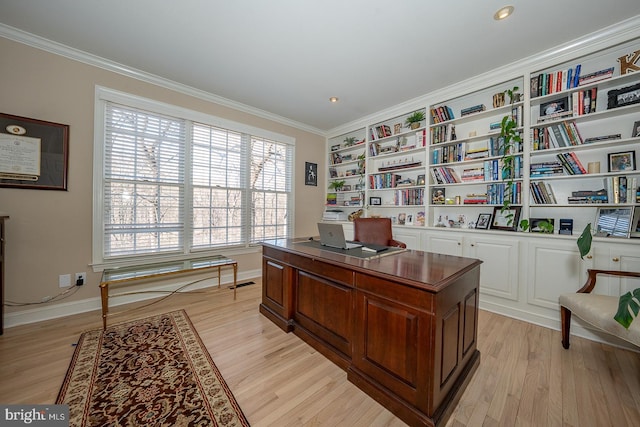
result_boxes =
[369,173,402,189]
[430,123,457,144]
[430,105,455,124]
[530,181,557,204]
[393,188,425,206]
[486,182,522,205]
[531,121,584,150]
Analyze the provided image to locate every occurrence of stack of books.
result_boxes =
[556,152,587,175]
[463,193,488,204]
[530,161,564,177]
[568,189,608,204]
[461,104,486,117]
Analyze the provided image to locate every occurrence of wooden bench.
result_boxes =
[559,269,640,349]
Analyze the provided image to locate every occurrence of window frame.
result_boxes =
[93,86,295,269]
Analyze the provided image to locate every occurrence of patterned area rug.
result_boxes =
[57,310,250,427]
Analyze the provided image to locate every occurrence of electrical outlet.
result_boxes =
[75,272,86,286]
[59,274,71,288]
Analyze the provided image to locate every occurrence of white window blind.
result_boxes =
[104,103,186,257]
[96,90,294,263]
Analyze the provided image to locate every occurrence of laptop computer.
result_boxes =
[317,223,362,250]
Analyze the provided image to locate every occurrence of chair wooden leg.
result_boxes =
[561,306,571,349]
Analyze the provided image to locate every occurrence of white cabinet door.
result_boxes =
[392,227,421,250]
[596,242,640,296]
[466,235,520,301]
[424,232,463,256]
[527,239,593,310]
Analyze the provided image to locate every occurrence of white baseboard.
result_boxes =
[4,269,261,329]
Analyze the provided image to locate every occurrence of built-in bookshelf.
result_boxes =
[324,35,640,237]
[427,77,525,228]
[326,129,367,211]
[528,37,640,234]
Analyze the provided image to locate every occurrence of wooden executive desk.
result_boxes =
[259,239,482,427]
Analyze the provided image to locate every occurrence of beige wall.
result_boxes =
[0,37,326,322]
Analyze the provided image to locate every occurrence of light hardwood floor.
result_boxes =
[1,279,639,426]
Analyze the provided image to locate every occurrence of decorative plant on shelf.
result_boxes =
[328,180,346,192]
[498,86,526,229]
[405,110,426,129]
[357,153,366,205]
[343,136,357,147]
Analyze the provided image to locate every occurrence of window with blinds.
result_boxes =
[96,90,294,263]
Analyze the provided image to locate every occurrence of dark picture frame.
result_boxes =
[607,82,640,109]
[475,213,492,230]
[607,151,636,172]
[305,161,317,186]
[0,113,69,190]
[369,196,382,206]
[490,206,521,231]
[632,120,640,138]
[530,218,555,233]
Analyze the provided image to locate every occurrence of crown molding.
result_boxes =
[327,14,640,138]
[0,23,326,137]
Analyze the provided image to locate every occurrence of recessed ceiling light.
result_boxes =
[329,97,339,103]
[494,5,514,20]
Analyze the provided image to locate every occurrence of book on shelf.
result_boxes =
[461,104,486,116]
[578,67,614,86]
[461,167,485,182]
[530,181,556,204]
[463,193,488,204]
[531,64,583,98]
[430,105,455,123]
[583,134,622,143]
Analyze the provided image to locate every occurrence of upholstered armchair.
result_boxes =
[353,218,406,248]
[559,269,640,349]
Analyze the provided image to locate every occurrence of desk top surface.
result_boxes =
[262,238,482,291]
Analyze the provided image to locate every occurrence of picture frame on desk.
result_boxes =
[608,150,636,172]
[475,213,492,230]
[490,206,521,231]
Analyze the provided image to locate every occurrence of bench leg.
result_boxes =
[561,306,571,349]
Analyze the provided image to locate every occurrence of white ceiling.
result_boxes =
[1,1,639,135]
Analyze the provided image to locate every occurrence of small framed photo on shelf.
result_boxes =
[632,121,640,138]
[331,144,341,152]
[398,213,407,225]
[607,82,640,109]
[607,150,636,172]
[530,218,554,233]
[490,206,521,231]
[417,174,426,185]
[405,214,414,226]
[540,97,569,117]
[394,123,402,134]
[475,213,492,230]
[369,196,382,206]
[431,187,445,204]
[595,207,633,237]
